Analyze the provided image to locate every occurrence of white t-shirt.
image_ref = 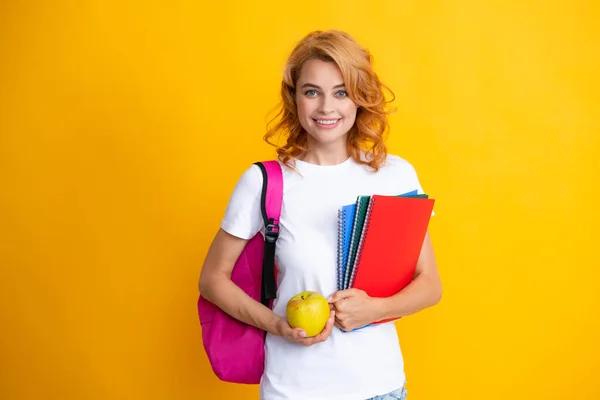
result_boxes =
[221,154,428,400]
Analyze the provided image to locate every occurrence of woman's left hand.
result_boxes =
[328,289,380,331]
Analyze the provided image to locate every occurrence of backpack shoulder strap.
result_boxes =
[255,160,283,230]
[253,160,283,307]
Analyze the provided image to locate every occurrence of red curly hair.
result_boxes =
[265,30,395,171]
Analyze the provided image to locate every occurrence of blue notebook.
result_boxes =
[337,204,356,291]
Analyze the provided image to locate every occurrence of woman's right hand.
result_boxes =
[274,309,336,346]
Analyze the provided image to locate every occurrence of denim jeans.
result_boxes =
[367,386,407,400]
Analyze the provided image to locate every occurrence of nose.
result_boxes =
[318,94,334,114]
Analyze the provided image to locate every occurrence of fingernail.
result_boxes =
[299,331,306,338]
[327,296,332,302]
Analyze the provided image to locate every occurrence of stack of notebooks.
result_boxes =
[337,190,435,326]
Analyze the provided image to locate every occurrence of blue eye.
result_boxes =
[305,90,318,97]
[336,90,348,97]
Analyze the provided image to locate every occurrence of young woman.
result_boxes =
[199,30,442,400]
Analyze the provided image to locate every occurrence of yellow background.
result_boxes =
[1,1,599,399]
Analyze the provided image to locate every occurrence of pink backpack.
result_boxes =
[197,161,283,384]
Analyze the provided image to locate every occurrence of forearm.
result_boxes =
[374,272,442,321]
[200,273,282,335]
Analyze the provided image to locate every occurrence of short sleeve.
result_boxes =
[407,163,427,195]
[411,164,436,217]
[220,165,264,240]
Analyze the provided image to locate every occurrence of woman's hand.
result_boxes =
[328,289,380,331]
[273,309,336,346]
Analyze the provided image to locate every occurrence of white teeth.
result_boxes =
[316,119,338,125]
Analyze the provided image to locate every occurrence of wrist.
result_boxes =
[265,314,284,336]
[372,296,393,322]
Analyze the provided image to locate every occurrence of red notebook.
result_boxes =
[350,195,435,324]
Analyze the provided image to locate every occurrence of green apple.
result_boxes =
[286,291,330,337]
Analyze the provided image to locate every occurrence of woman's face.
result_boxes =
[295,59,358,148]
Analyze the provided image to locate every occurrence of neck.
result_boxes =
[299,139,349,166]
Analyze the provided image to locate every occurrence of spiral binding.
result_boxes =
[343,196,366,289]
[342,204,360,290]
[349,196,376,288]
[336,208,346,290]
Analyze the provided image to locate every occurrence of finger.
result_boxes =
[333,299,346,312]
[292,330,320,345]
[306,311,336,343]
[293,336,315,347]
[323,310,335,333]
[335,321,349,332]
[334,316,349,332]
[314,311,335,340]
[296,334,322,346]
[289,328,307,340]
[327,290,345,303]
[328,289,359,303]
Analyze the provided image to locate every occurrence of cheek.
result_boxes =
[295,99,313,132]
[342,103,358,122]
[295,98,310,119]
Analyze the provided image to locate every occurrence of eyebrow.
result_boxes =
[300,83,346,90]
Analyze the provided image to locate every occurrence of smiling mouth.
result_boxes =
[313,118,341,126]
